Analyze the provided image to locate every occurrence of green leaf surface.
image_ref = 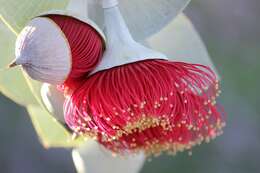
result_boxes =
[0,0,69,34]
[0,21,37,105]
[146,14,219,77]
[88,0,191,41]
[27,105,84,148]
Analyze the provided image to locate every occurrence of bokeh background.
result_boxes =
[0,0,259,172]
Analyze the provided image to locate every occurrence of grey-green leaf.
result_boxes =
[0,0,69,34]
[146,14,219,77]
[88,0,191,41]
[0,21,37,105]
[27,105,84,148]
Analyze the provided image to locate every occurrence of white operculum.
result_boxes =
[91,0,167,74]
[13,17,71,85]
[73,140,145,173]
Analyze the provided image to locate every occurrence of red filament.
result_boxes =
[64,59,225,155]
[47,15,104,92]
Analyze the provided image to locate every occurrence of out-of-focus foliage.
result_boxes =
[147,13,218,76]
[0,21,37,105]
[88,0,191,40]
[27,105,83,148]
[0,0,68,33]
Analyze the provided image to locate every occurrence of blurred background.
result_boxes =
[0,0,259,172]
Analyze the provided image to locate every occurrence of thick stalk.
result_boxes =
[72,140,145,173]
